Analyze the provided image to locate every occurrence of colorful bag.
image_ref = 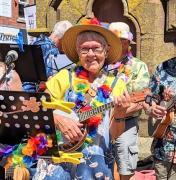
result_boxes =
[130,170,156,180]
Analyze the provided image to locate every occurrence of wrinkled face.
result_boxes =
[76,32,108,75]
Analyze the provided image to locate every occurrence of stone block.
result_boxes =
[59,0,89,24]
[36,0,50,28]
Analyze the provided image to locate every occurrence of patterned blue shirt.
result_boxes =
[22,34,60,92]
[149,57,176,163]
[33,34,60,77]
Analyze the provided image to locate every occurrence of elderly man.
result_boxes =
[109,22,150,180]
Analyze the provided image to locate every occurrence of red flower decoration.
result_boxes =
[90,17,101,25]
[87,115,102,128]
[80,17,101,25]
[100,84,112,93]
[78,71,89,79]
[80,106,102,128]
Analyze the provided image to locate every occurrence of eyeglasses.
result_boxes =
[79,47,105,55]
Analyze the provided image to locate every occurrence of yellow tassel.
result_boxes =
[42,99,75,113]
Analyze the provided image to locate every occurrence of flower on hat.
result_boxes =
[79,17,101,25]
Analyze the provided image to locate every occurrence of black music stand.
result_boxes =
[0,44,47,83]
[0,90,58,155]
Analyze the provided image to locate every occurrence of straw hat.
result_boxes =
[62,24,122,64]
[109,22,136,44]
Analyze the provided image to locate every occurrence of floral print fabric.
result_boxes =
[33,34,60,78]
[108,54,150,93]
[150,57,176,163]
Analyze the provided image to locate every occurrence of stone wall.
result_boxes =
[128,0,176,73]
[36,0,57,32]
[35,0,176,72]
[59,0,89,24]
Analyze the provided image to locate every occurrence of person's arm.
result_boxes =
[53,113,83,142]
[110,90,131,139]
[113,90,131,119]
[143,64,167,118]
[125,61,150,116]
[8,70,22,91]
[110,79,130,139]
[45,70,84,142]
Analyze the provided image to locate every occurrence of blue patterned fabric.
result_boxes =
[149,57,176,163]
[22,34,60,92]
[32,159,72,180]
[75,154,113,179]
[33,34,60,78]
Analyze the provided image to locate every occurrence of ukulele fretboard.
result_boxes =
[77,102,114,123]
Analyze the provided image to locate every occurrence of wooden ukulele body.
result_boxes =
[153,111,174,139]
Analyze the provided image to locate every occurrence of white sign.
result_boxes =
[24,5,36,30]
[0,26,19,44]
[24,5,37,44]
[0,0,12,17]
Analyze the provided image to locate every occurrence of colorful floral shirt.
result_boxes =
[108,53,150,117]
[150,57,176,163]
[108,53,150,93]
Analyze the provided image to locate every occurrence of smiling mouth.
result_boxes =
[87,58,97,62]
[87,61,97,65]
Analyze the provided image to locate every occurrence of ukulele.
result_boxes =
[54,88,150,152]
[152,95,176,139]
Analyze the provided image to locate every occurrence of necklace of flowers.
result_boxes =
[74,66,112,136]
[112,52,133,82]
[0,133,53,168]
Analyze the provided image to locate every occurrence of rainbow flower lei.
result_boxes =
[72,66,112,135]
[111,52,133,82]
[0,133,53,168]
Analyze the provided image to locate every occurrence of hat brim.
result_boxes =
[62,24,122,64]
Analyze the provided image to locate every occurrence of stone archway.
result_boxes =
[93,0,141,58]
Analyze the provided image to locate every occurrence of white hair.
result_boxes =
[52,20,73,39]
[76,31,108,48]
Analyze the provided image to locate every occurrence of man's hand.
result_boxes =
[113,90,131,119]
[54,114,84,142]
[144,101,167,119]
[163,87,174,101]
